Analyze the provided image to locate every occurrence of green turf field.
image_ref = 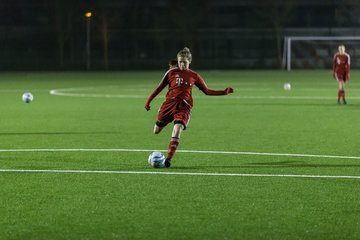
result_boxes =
[0,70,359,240]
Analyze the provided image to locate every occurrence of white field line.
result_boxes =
[49,88,145,98]
[0,148,359,160]
[50,91,145,98]
[49,89,360,100]
[49,86,360,100]
[0,89,49,93]
[0,169,359,179]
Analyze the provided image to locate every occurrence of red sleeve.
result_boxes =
[195,74,226,96]
[346,54,350,73]
[145,71,169,106]
[346,54,350,80]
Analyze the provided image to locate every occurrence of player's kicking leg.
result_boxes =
[165,122,185,168]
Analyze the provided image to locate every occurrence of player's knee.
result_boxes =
[172,123,184,136]
[174,120,186,130]
[154,128,162,134]
[174,123,184,131]
[154,121,167,134]
[153,125,162,134]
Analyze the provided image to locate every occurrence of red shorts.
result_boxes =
[335,71,349,82]
[156,98,191,129]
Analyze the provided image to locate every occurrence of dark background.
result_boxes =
[1,0,360,70]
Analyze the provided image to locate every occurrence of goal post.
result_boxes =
[283,36,360,71]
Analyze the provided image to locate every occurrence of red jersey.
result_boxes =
[333,53,350,74]
[146,68,227,108]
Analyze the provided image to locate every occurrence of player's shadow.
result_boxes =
[0,132,121,135]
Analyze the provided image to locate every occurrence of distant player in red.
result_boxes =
[168,59,178,69]
[145,47,234,167]
[333,45,350,104]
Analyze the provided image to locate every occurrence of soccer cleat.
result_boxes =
[164,158,171,168]
[343,99,347,104]
[337,100,341,105]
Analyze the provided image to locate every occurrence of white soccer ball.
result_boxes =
[148,151,165,168]
[283,83,291,91]
[22,92,33,103]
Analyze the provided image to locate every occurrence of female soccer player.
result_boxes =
[333,45,350,104]
[145,47,234,167]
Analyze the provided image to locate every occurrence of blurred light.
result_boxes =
[85,12,92,18]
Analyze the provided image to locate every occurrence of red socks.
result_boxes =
[338,90,345,102]
[167,137,179,161]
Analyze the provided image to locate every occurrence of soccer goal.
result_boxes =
[282,36,360,71]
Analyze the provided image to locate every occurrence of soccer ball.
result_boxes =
[22,92,33,103]
[283,83,291,91]
[148,151,166,168]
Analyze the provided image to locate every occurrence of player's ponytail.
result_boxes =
[177,47,192,62]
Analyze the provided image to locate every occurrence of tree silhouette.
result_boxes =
[252,0,294,68]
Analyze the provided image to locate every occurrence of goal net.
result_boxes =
[283,36,360,71]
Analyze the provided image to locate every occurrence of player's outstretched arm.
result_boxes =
[196,75,234,96]
[224,87,234,94]
[196,79,234,96]
[201,86,234,96]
